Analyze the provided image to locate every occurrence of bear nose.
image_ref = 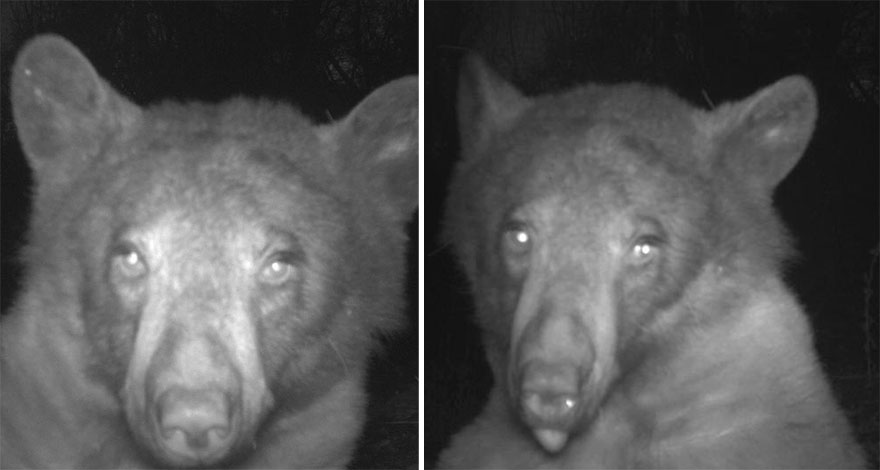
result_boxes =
[157,388,232,457]
[522,388,579,423]
[518,360,583,428]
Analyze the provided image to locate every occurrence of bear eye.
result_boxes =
[501,221,533,257]
[259,254,297,285]
[630,236,661,264]
[112,244,148,279]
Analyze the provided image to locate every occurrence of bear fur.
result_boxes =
[439,55,864,469]
[1,35,416,468]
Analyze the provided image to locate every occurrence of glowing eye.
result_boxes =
[633,243,653,257]
[260,258,295,285]
[630,237,660,263]
[112,246,147,279]
[502,222,532,256]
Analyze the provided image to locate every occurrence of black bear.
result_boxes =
[439,55,864,468]
[1,35,416,468]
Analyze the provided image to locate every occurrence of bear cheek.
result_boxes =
[251,272,309,382]
[616,235,700,350]
[77,257,145,389]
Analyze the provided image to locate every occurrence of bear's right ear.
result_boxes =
[707,75,817,193]
[11,35,140,190]
[457,54,529,160]
[333,76,418,223]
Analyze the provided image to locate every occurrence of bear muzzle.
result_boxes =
[515,359,590,453]
[131,325,259,467]
[510,307,597,453]
[154,386,238,465]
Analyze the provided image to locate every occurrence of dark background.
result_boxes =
[0,2,417,469]
[424,2,878,467]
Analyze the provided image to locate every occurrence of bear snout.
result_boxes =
[518,360,583,425]
[510,308,597,453]
[514,359,589,452]
[133,326,255,467]
[154,387,237,465]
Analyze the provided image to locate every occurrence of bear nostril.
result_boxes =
[157,388,233,458]
[522,390,579,423]
[517,361,584,428]
[163,426,229,450]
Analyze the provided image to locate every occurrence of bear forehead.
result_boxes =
[486,84,696,170]
[104,139,316,191]
[90,99,340,197]
[476,84,704,191]
[484,127,700,206]
[71,135,345,235]
[546,83,695,127]
[146,97,320,146]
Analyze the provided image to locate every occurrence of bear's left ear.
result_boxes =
[11,35,141,192]
[708,76,817,192]
[334,76,418,221]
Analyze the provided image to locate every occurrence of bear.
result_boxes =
[438,55,865,469]
[0,35,416,469]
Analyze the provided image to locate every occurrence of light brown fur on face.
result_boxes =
[1,35,416,469]
[440,54,864,469]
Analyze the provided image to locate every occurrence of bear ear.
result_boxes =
[710,75,817,192]
[457,54,529,160]
[334,75,418,221]
[11,35,140,189]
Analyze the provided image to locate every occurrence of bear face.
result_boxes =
[2,35,416,468]
[441,55,863,468]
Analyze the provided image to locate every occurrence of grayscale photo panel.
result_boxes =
[0,2,417,468]
[423,2,876,469]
